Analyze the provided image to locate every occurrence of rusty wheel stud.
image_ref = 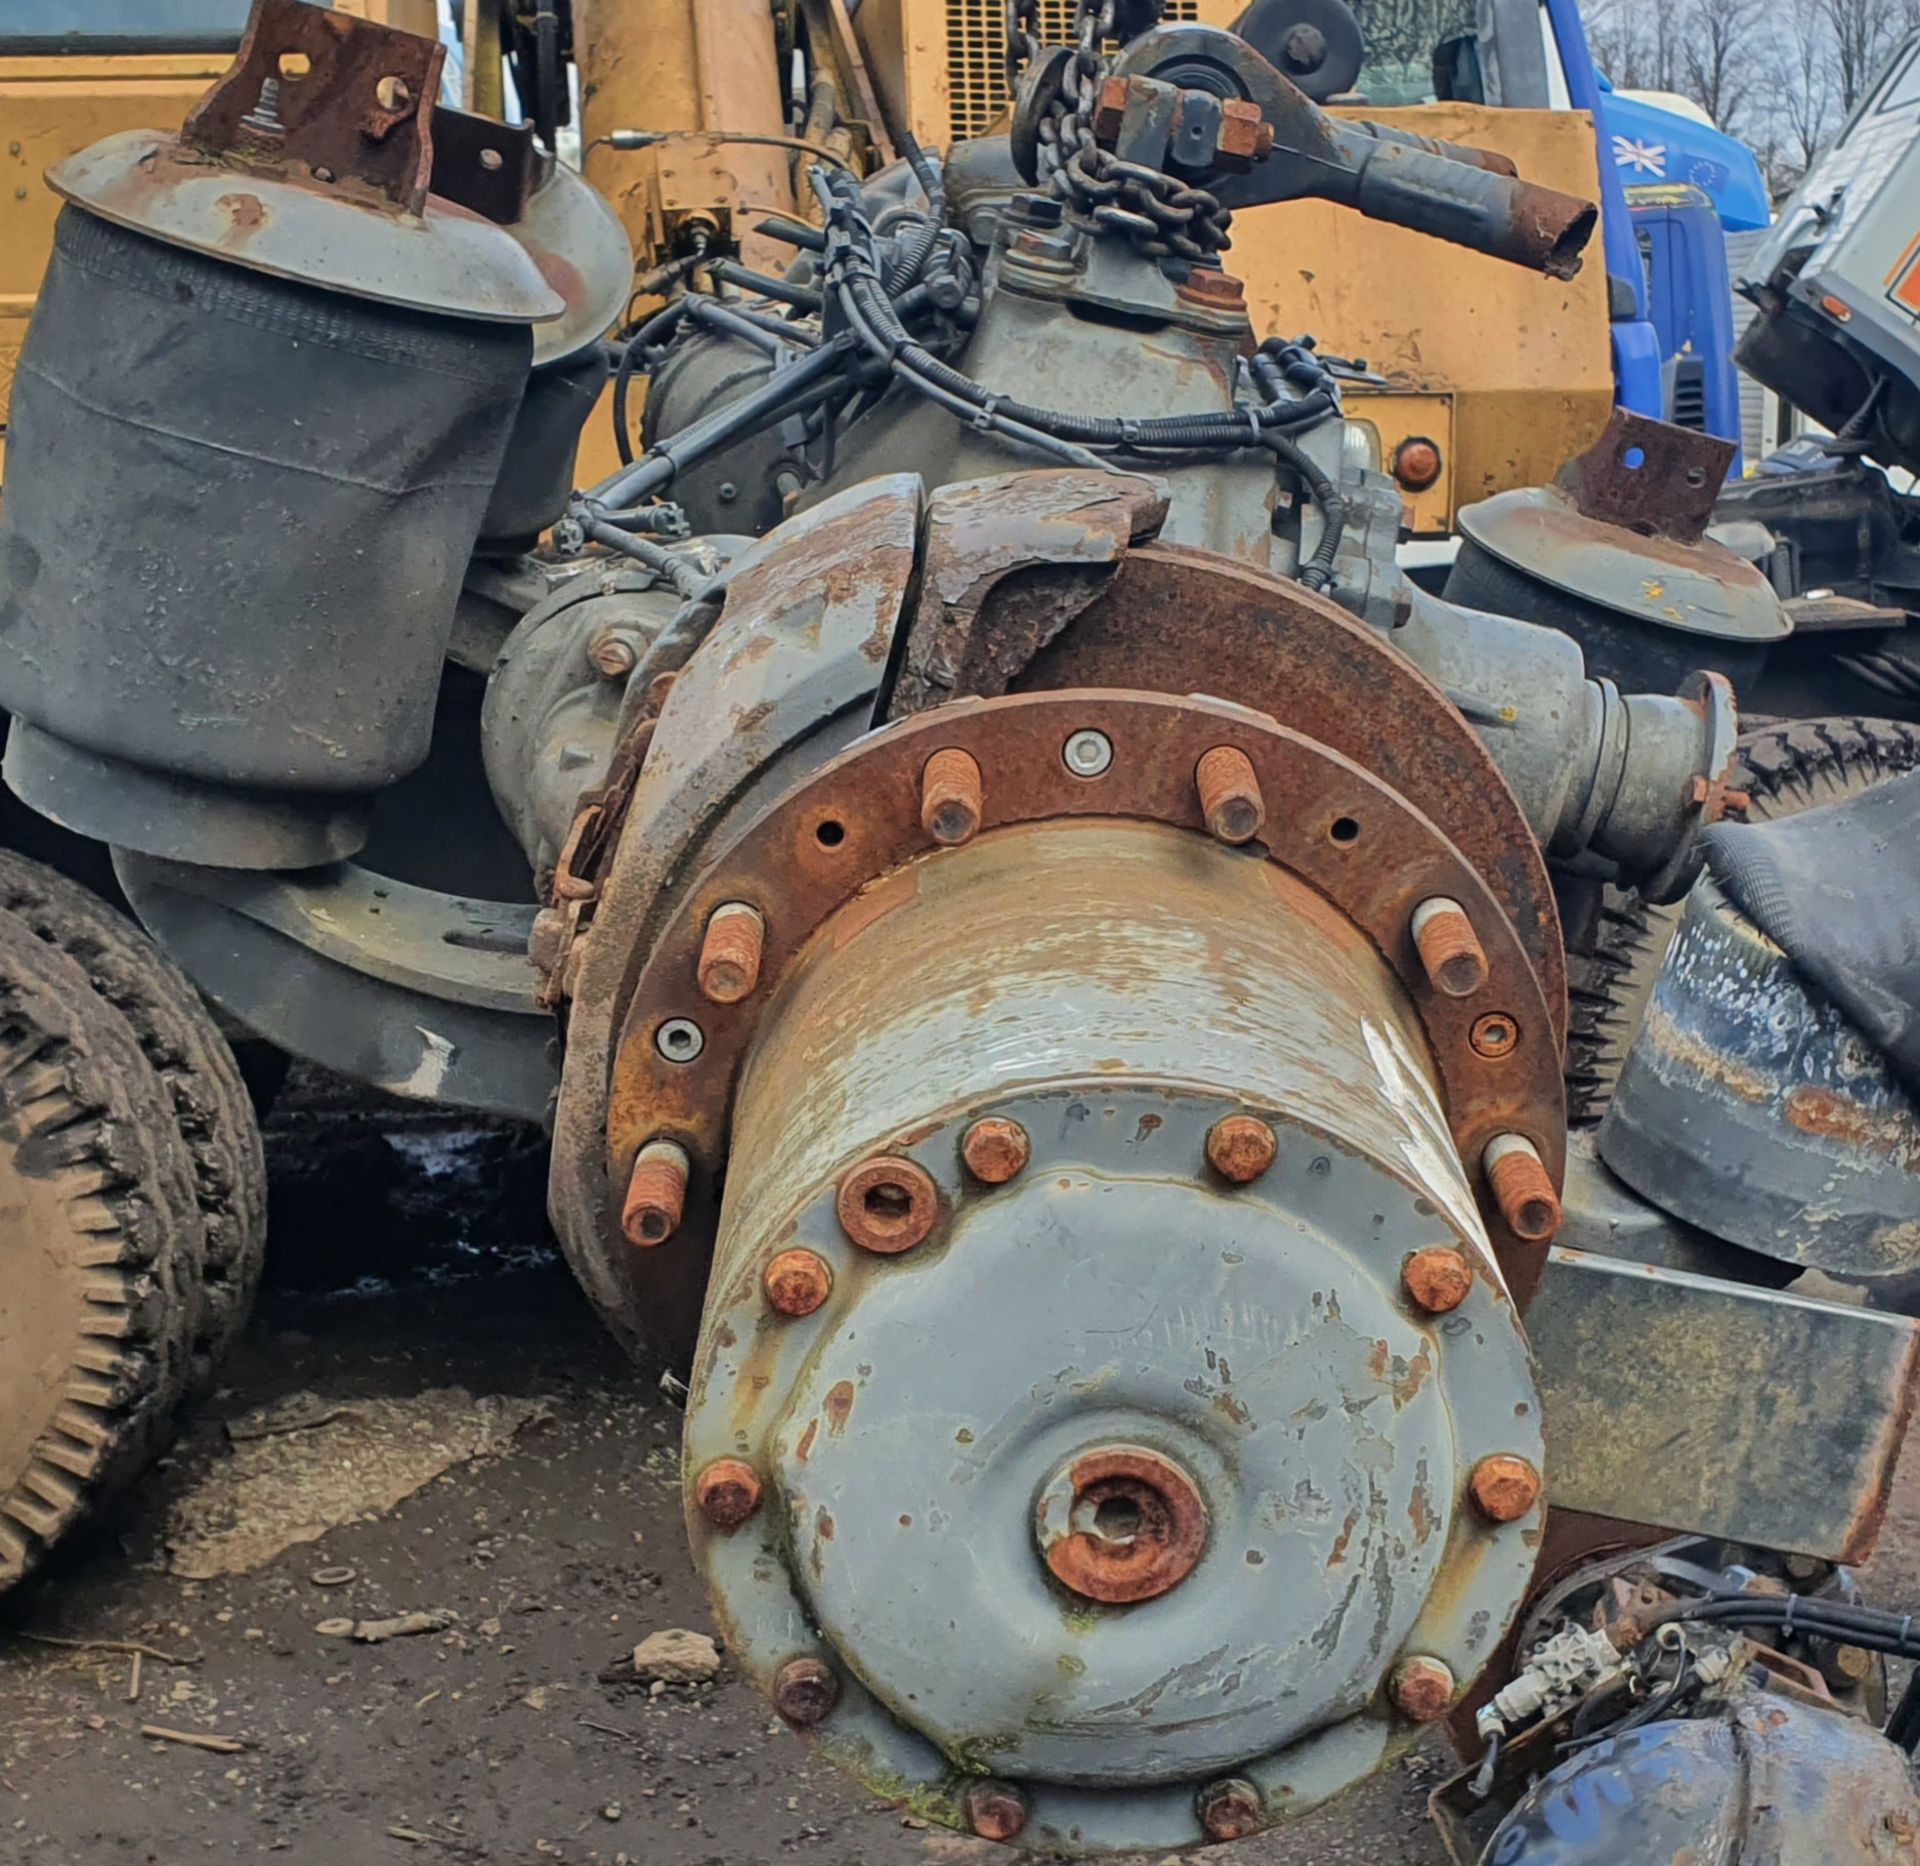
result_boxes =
[773,1656,840,1726]
[622,1140,689,1248]
[1402,1246,1473,1314]
[1469,1454,1541,1523]
[1195,1776,1264,1842]
[1483,1134,1562,1242]
[961,1117,1029,1185]
[921,748,983,847]
[836,1155,940,1254]
[764,1247,832,1317]
[962,1779,1030,1843]
[696,901,765,1004]
[1206,1114,1277,1184]
[1411,896,1488,998]
[1195,745,1266,845]
[694,1457,762,1529]
[1392,1655,1456,1722]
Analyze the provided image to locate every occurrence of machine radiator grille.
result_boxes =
[945,0,1205,142]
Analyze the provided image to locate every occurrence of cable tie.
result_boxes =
[1782,1596,1797,1640]
[1120,418,1141,445]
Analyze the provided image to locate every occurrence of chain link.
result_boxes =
[1003,0,1232,261]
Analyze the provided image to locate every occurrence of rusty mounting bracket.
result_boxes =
[1555,408,1737,543]
[431,105,541,225]
[182,0,444,214]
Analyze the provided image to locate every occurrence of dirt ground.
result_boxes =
[1,1091,1916,1866]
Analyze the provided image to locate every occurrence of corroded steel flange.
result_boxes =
[608,690,1566,1306]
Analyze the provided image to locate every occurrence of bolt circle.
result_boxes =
[763,1247,833,1317]
[694,1457,762,1529]
[1062,728,1114,778]
[961,1117,1030,1185]
[1392,1655,1457,1722]
[1470,1012,1520,1059]
[1196,1776,1264,1842]
[1402,1246,1474,1314]
[962,1779,1030,1842]
[835,1155,940,1254]
[773,1656,840,1726]
[1469,1454,1542,1523]
[655,1017,706,1064]
[1206,1114,1278,1184]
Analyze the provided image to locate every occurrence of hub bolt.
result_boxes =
[1195,1777,1263,1842]
[1062,728,1113,778]
[836,1155,940,1254]
[1195,745,1266,844]
[921,748,984,847]
[961,1117,1030,1184]
[1469,1454,1542,1523]
[1470,1012,1519,1059]
[1392,1655,1456,1722]
[1483,1134,1562,1242]
[588,629,640,680]
[962,1779,1030,1842]
[654,1016,705,1063]
[1402,1246,1473,1314]
[763,1247,832,1317]
[1206,1114,1278,1184]
[696,901,765,1004]
[773,1656,840,1726]
[694,1457,762,1528]
[1411,897,1489,998]
[622,1140,689,1248]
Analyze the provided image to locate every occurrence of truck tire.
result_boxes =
[1566,716,1920,1124]
[0,907,204,1594]
[0,852,266,1380]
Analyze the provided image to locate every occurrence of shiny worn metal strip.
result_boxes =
[1531,1246,1920,1562]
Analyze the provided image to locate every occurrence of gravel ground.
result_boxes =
[0,1092,1915,1866]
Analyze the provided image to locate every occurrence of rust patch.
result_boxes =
[795,1418,818,1464]
[1392,1340,1435,1409]
[1327,1508,1361,1568]
[824,1380,856,1434]
[1787,1085,1920,1168]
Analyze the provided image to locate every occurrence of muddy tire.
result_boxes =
[0,907,205,1594]
[0,853,266,1379]
[1566,716,1920,1124]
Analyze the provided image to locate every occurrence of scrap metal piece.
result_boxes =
[1526,1246,1920,1563]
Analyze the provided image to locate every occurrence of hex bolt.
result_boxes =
[772,1656,840,1726]
[1206,1114,1278,1184]
[1411,897,1489,998]
[1062,728,1114,778]
[836,1156,939,1254]
[763,1247,832,1318]
[1195,1777,1264,1843]
[696,902,765,1004]
[1195,745,1266,844]
[961,1117,1030,1185]
[962,1779,1030,1843]
[1483,1134,1563,1242]
[621,1140,689,1248]
[654,1016,705,1063]
[1391,1655,1456,1722]
[1469,1454,1542,1523]
[694,1457,762,1529]
[588,629,640,680]
[1402,1246,1474,1314]
[921,748,983,847]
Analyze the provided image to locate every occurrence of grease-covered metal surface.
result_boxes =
[684,820,1544,1850]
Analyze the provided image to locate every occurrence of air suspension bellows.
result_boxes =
[603,689,1566,1851]
[0,1,560,869]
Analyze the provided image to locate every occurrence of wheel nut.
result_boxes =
[773,1656,839,1726]
[696,902,764,1004]
[961,1117,1029,1184]
[1195,745,1266,844]
[622,1140,689,1247]
[1402,1246,1473,1314]
[921,748,983,847]
[764,1247,832,1317]
[694,1457,761,1529]
[1195,1777,1263,1842]
[962,1779,1029,1842]
[836,1155,939,1254]
[1411,896,1488,997]
[1207,1114,1277,1184]
[1483,1133,1562,1242]
[1392,1655,1456,1722]
[1470,1454,1541,1523]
